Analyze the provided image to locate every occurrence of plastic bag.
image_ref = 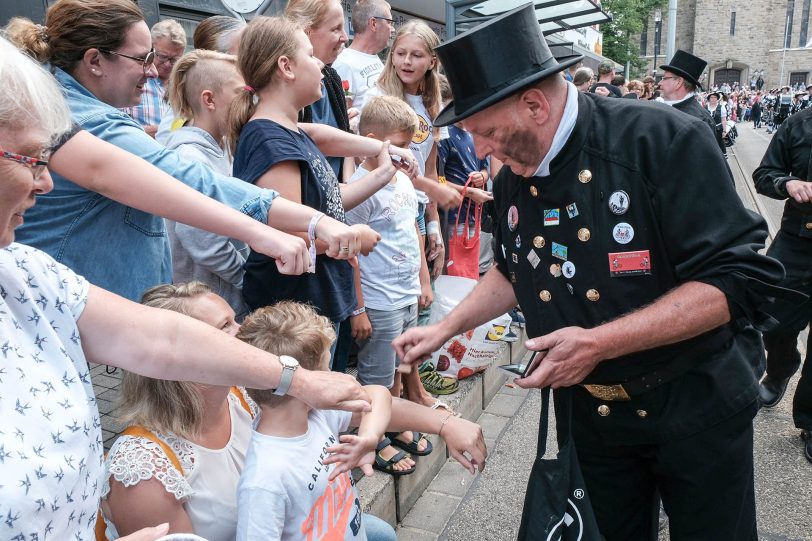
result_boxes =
[429,276,511,379]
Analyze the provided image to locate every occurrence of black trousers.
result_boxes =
[572,397,758,541]
[762,231,812,429]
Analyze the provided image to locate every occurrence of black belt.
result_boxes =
[580,324,735,402]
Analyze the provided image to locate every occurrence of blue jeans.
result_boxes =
[356,304,418,387]
[364,514,396,541]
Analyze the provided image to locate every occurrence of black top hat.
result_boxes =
[433,3,582,127]
[659,49,707,89]
[707,91,722,100]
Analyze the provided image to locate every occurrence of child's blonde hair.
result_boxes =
[226,16,301,153]
[284,0,337,31]
[117,282,214,439]
[359,95,418,139]
[168,49,238,121]
[237,302,335,407]
[376,20,442,130]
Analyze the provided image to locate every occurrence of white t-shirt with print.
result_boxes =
[236,409,367,541]
[0,243,100,540]
[333,48,384,111]
[102,389,257,541]
[345,166,421,310]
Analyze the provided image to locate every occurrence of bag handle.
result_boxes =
[454,179,483,249]
[535,386,575,459]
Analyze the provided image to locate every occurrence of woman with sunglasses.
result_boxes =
[6,0,412,302]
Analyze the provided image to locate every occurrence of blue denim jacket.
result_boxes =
[17,68,277,301]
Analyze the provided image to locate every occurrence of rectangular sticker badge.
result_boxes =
[608,250,652,277]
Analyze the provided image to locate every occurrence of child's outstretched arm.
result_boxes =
[325,385,392,480]
[388,398,487,474]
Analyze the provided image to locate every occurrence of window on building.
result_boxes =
[790,72,808,86]
[785,0,796,48]
[730,11,736,35]
[640,18,648,56]
[800,0,811,46]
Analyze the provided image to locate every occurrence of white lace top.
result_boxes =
[102,389,257,541]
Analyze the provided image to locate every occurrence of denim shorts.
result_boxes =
[356,304,418,387]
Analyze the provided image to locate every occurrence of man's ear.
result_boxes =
[519,87,550,126]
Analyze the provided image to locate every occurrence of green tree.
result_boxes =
[601,0,667,73]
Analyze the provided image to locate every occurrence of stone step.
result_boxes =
[356,325,530,531]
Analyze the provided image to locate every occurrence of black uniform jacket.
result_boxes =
[673,95,726,155]
[492,93,784,441]
[753,106,812,239]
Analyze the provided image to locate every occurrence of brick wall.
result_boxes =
[632,0,811,87]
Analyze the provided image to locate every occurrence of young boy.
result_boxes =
[235,302,486,540]
[344,96,445,471]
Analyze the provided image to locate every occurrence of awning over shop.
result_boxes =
[445,0,611,38]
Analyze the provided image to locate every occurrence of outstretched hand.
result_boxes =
[324,434,378,480]
[392,323,449,366]
[250,229,310,275]
[292,369,371,413]
[441,416,487,474]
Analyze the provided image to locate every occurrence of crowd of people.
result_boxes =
[0,1,809,541]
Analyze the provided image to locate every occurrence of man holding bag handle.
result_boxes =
[394,4,794,540]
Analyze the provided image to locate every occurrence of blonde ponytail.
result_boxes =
[3,18,51,63]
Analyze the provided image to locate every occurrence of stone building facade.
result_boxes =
[638,0,812,89]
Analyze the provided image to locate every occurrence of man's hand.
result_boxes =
[430,250,444,280]
[118,524,170,541]
[324,434,377,479]
[515,326,603,389]
[786,179,812,203]
[291,369,371,413]
[442,416,487,474]
[594,86,611,97]
[351,311,372,340]
[249,229,310,275]
[392,323,449,365]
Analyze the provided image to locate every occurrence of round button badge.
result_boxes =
[562,261,576,279]
[508,205,519,231]
[608,190,630,215]
[612,222,634,244]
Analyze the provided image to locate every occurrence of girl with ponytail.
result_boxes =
[228,16,413,345]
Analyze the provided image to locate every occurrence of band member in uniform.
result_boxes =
[658,50,725,155]
[394,5,786,540]
[753,105,812,464]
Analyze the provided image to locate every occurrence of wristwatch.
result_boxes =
[273,355,300,396]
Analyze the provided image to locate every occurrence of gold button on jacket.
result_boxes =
[597,404,610,416]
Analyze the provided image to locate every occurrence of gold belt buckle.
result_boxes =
[581,384,631,402]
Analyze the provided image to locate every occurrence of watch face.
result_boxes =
[222,0,263,13]
[280,355,299,368]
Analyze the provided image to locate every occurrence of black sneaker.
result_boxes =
[802,430,812,464]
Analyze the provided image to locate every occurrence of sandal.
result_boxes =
[420,369,459,395]
[386,431,433,456]
[372,437,415,476]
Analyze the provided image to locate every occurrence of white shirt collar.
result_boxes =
[532,81,579,177]
[664,91,696,106]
